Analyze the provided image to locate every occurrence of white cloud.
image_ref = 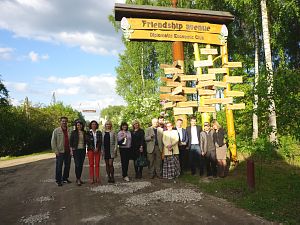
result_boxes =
[3,81,29,92]
[0,47,14,60]
[28,51,49,62]
[0,0,125,55]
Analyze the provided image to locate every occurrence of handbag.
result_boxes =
[135,154,149,167]
[118,137,127,146]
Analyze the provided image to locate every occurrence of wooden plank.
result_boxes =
[180,75,198,81]
[198,89,216,96]
[198,106,216,112]
[226,103,245,110]
[159,94,171,100]
[224,75,243,83]
[163,101,175,109]
[203,97,233,104]
[164,67,184,74]
[197,74,216,81]
[173,107,193,115]
[160,64,174,69]
[177,101,198,107]
[208,68,228,74]
[194,60,213,68]
[224,90,245,97]
[160,77,172,82]
[213,81,227,88]
[200,48,218,55]
[182,87,197,94]
[172,73,180,81]
[223,62,242,68]
[159,86,172,93]
[166,81,182,87]
[169,95,187,102]
[196,80,214,88]
[171,86,183,95]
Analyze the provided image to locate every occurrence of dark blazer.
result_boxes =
[86,130,102,151]
[175,127,189,144]
[131,129,146,159]
[186,125,202,149]
[70,130,87,150]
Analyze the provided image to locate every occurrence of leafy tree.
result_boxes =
[0,76,9,106]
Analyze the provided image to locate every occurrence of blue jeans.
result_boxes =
[73,149,86,179]
[55,152,71,183]
[189,144,205,175]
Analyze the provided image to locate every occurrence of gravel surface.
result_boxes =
[90,181,152,194]
[19,212,50,224]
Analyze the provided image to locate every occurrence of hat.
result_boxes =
[203,122,210,126]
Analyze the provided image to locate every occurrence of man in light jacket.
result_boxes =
[51,116,72,186]
[145,118,163,178]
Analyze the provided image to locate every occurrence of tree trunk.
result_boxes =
[260,0,278,143]
[252,27,259,141]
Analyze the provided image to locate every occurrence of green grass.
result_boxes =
[0,150,53,161]
[180,159,300,224]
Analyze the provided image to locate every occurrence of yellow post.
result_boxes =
[193,43,210,126]
[221,44,237,163]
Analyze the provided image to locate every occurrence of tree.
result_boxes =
[0,76,9,106]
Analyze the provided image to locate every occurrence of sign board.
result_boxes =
[208,68,228,74]
[203,97,233,104]
[200,48,218,55]
[171,86,183,95]
[224,75,243,83]
[226,103,245,110]
[159,86,172,93]
[163,101,175,109]
[174,107,193,115]
[196,80,214,88]
[182,87,197,94]
[180,75,198,81]
[223,62,242,68]
[164,67,184,74]
[160,77,172,82]
[213,81,227,88]
[198,89,216,96]
[160,94,187,102]
[194,60,213,68]
[198,106,216,112]
[197,74,216,81]
[82,109,96,113]
[224,90,245,97]
[177,101,198,107]
[166,81,182,87]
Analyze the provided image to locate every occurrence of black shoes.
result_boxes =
[63,179,72,184]
[56,182,63,187]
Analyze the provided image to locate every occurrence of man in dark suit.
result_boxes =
[175,118,189,174]
[186,116,204,176]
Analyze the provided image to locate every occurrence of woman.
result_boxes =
[117,122,132,182]
[87,120,102,184]
[162,122,180,179]
[212,120,227,178]
[131,120,146,179]
[101,120,118,183]
[70,120,87,186]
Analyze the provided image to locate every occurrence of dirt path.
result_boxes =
[0,156,276,225]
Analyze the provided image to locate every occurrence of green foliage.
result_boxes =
[100,105,126,131]
[0,76,9,106]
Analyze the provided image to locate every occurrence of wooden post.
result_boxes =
[247,159,255,190]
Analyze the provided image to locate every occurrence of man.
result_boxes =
[175,118,189,174]
[186,116,203,176]
[158,116,167,131]
[200,122,217,177]
[145,118,163,178]
[51,117,72,186]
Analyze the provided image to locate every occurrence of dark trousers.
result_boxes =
[73,149,86,179]
[205,151,217,177]
[179,146,187,172]
[55,152,71,183]
[189,144,201,175]
[120,148,130,177]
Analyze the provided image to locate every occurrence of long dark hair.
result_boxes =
[74,120,85,131]
[89,120,99,129]
[120,122,129,131]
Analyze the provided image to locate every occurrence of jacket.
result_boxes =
[186,125,202,149]
[101,130,118,158]
[51,127,71,154]
[145,126,163,153]
[86,130,102,151]
[162,130,179,156]
[200,130,216,154]
[70,130,87,150]
[175,127,189,146]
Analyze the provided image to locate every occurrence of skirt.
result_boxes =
[216,144,227,160]
[163,155,180,179]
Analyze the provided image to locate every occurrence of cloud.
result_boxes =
[28,51,49,62]
[3,81,29,92]
[0,0,125,55]
[0,47,15,60]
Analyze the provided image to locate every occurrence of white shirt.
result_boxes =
[191,126,199,144]
[91,130,97,149]
[176,127,183,141]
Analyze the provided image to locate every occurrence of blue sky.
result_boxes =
[0,0,126,121]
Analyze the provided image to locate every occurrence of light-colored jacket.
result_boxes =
[101,130,118,158]
[162,130,179,156]
[145,126,163,153]
[51,127,71,154]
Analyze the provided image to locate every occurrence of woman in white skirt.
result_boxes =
[162,122,180,179]
[212,120,227,178]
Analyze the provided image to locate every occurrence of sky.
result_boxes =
[0,0,126,121]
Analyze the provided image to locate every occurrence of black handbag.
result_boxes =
[135,154,149,167]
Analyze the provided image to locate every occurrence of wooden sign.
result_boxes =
[171,86,183,95]
[177,101,198,107]
[197,74,216,81]
[203,97,233,104]
[226,103,245,110]
[194,60,213,67]
[159,94,171,100]
[126,18,224,34]
[224,75,243,83]
[208,68,228,74]
[180,75,198,81]
[163,101,175,109]
[160,86,172,93]
[160,63,174,69]
[160,77,172,82]
[160,94,187,102]
[174,107,193,115]
[164,67,184,74]
[182,87,197,94]
[166,81,182,87]
[198,106,216,112]
[213,81,227,88]
[196,80,214,88]
[172,74,180,81]
[224,90,245,97]
[198,89,216,96]
[129,30,225,45]
[200,48,218,55]
[223,62,242,68]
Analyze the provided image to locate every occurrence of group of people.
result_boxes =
[51,116,228,187]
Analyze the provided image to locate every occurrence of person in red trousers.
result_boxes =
[87,120,102,184]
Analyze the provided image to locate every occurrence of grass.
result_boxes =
[180,158,300,225]
[0,150,53,161]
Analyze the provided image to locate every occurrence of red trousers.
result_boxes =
[87,150,101,182]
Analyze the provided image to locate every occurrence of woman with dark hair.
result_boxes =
[70,120,87,186]
[101,120,118,183]
[131,120,146,179]
[87,120,102,184]
[117,122,132,182]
